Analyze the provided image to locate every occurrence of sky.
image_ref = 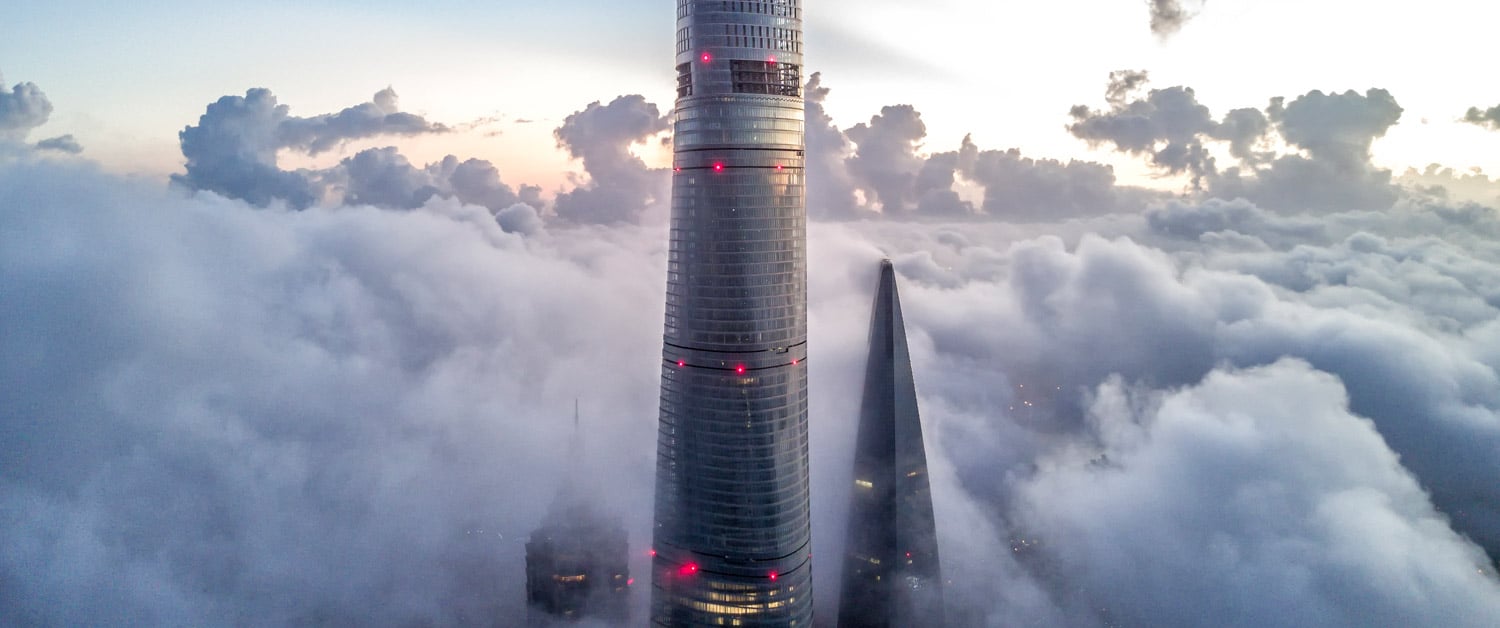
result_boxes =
[7,0,1500,188]
[5,1,1500,626]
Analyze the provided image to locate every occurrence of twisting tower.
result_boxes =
[651,1,810,625]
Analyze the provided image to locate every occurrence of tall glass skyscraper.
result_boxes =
[651,1,811,626]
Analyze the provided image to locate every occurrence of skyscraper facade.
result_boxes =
[838,260,945,627]
[651,1,811,625]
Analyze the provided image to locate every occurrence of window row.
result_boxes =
[675,104,803,122]
[676,116,802,132]
[675,129,803,146]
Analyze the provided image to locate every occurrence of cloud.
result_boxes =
[172,88,453,208]
[1070,73,1405,212]
[803,73,865,219]
[7,72,1500,628]
[35,134,83,154]
[0,75,53,142]
[1463,104,1500,130]
[1147,0,1207,37]
[1013,360,1500,627]
[551,95,670,225]
[0,158,664,625]
[807,75,1164,221]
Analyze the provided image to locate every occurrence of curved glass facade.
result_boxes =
[653,1,811,626]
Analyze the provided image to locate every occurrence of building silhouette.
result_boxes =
[526,404,631,624]
[838,260,945,628]
[650,0,812,625]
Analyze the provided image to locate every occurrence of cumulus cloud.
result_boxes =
[803,73,865,219]
[169,88,549,234]
[1070,72,1404,212]
[806,75,1164,221]
[1147,0,1206,37]
[0,74,54,142]
[172,88,452,208]
[551,95,670,224]
[1463,103,1500,130]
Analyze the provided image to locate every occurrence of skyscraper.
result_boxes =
[838,260,945,628]
[526,404,632,624]
[651,1,811,626]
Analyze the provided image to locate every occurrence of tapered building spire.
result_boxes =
[838,260,945,628]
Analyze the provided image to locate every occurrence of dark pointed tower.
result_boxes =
[838,260,945,628]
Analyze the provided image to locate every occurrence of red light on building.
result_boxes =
[627,578,635,586]
[768,55,777,64]
[677,360,686,368]
[649,549,657,557]
[713,162,725,172]
[701,52,712,63]
[775,164,783,170]
[679,563,699,576]
[736,365,746,374]
[791,359,799,365]
[769,571,778,581]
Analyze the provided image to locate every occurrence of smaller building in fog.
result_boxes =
[524,405,631,624]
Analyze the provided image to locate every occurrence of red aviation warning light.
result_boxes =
[701,52,712,63]
[679,562,699,576]
[713,162,725,172]
[735,364,746,374]
[677,360,686,368]
[769,571,779,581]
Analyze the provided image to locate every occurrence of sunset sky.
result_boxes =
[7,0,1500,189]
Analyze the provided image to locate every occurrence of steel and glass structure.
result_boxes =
[838,260,945,628]
[651,1,811,626]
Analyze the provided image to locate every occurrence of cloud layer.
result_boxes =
[4,71,1500,627]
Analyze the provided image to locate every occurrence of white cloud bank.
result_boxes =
[3,74,1500,626]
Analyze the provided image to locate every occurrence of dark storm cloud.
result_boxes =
[551,95,670,224]
[172,88,452,208]
[1463,103,1500,130]
[34,134,83,154]
[0,74,53,141]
